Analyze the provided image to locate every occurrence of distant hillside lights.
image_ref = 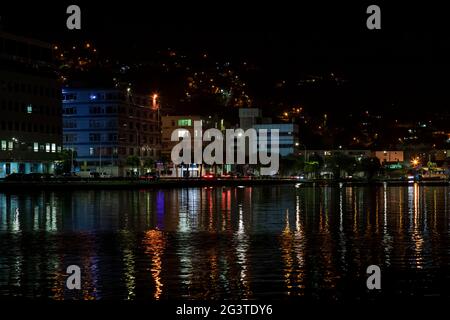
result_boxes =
[170,121,279,175]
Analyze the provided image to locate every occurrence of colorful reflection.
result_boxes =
[0,184,449,299]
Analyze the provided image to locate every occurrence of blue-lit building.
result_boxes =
[62,88,161,176]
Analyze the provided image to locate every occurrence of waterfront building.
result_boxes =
[253,123,299,157]
[62,88,160,176]
[161,115,235,177]
[373,150,404,164]
[161,115,203,160]
[161,115,203,177]
[0,31,62,178]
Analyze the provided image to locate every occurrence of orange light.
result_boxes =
[411,158,419,166]
[152,94,158,109]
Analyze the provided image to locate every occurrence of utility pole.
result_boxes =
[99,143,102,173]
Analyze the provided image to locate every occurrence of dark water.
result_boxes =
[1,184,450,300]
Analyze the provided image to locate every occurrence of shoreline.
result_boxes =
[0,178,449,190]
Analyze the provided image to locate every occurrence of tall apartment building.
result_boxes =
[62,88,160,176]
[0,31,62,178]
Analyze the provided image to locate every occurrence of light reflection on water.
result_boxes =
[0,184,450,299]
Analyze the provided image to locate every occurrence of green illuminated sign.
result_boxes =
[387,163,402,170]
[178,119,192,126]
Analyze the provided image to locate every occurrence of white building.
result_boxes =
[253,123,299,157]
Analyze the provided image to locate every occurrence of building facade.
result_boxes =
[239,108,262,130]
[161,115,202,176]
[161,115,203,160]
[373,150,404,164]
[62,88,160,176]
[0,32,62,178]
[253,123,299,157]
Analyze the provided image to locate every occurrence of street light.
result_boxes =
[411,158,420,167]
[152,93,158,109]
[298,143,307,162]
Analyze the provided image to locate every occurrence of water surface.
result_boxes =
[1,184,450,300]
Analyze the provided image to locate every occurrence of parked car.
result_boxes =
[23,173,44,181]
[139,172,159,181]
[41,173,56,181]
[202,173,216,179]
[89,172,100,178]
[62,172,78,177]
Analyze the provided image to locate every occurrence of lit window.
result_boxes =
[177,129,189,138]
[90,147,94,156]
[51,143,56,153]
[46,143,50,152]
[1,141,6,151]
[34,142,39,152]
[27,104,33,113]
[8,141,13,150]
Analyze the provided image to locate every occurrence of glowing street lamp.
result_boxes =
[152,93,158,109]
[411,158,420,167]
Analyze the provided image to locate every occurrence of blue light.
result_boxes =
[90,94,97,100]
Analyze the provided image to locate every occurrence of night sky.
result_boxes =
[2,1,450,118]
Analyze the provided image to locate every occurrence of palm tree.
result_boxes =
[143,158,155,173]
